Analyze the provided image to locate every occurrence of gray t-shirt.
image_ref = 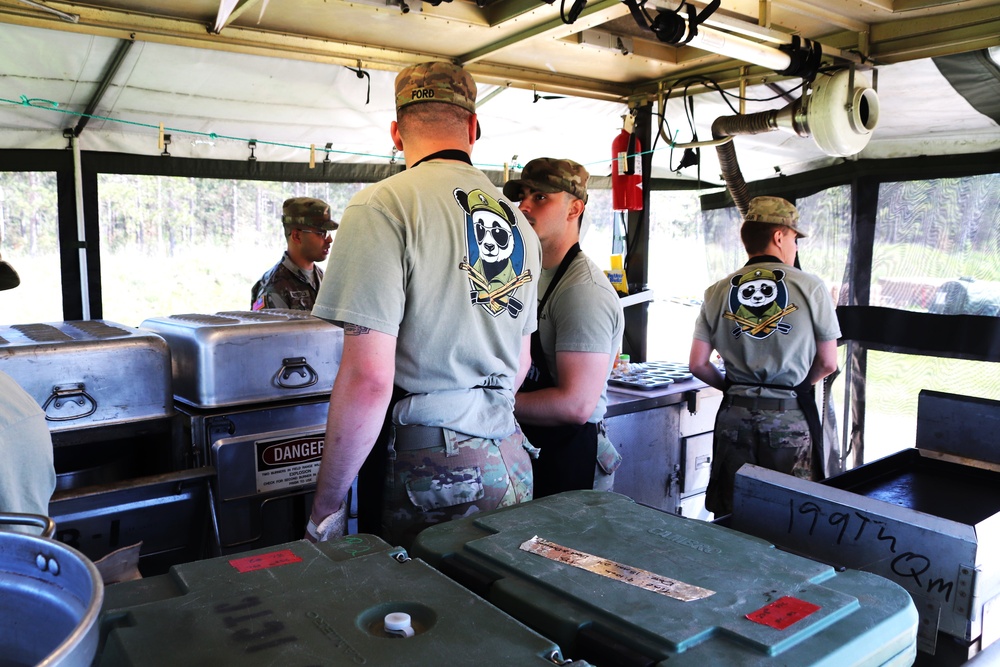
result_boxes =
[313,160,541,438]
[0,371,56,529]
[537,251,624,423]
[693,260,841,399]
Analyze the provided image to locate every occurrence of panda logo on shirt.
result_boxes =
[456,188,533,318]
[724,268,798,339]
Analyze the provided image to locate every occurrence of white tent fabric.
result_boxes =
[1,21,998,182]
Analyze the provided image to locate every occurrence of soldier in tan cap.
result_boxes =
[308,62,541,548]
[503,158,624,498]
[250,197,338,311]
[0,251,57,531]
[689,196,840,515]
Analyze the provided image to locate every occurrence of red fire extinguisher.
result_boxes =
[611,114,643,211]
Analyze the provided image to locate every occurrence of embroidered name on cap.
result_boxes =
[412,88,435,100]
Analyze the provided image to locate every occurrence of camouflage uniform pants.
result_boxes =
[381,425,535,549]
[705,404,812,516]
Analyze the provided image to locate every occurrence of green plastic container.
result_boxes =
[411,490,919,667]
[95,534,568,666]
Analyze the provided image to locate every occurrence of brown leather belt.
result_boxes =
[724,395,795,411]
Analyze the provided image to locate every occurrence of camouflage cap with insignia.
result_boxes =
[738,267,779,286]
[0,252,20,291]
[502,157,589,204]
[743,196,807,238]
[281,197,339,231]
[395,61,478,114]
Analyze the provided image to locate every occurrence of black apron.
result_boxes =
[519,244,599,498]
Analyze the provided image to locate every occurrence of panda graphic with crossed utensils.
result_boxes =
[725,267,799,339]
[456,188,533,318]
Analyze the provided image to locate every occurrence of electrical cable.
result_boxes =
[560,0,587,24]
[343,64,371,105]
[653,71,816,168]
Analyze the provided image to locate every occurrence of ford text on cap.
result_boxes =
[503,157,590,204]
[280,197,339,231]
[743,196,808,238]
[394,61,478,114]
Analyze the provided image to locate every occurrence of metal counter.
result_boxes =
[606,377,718,417]
[604,379,722,518]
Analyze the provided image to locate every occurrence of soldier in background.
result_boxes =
[0,252,56,532]
[251,197,338,311]
[689,196,840,516]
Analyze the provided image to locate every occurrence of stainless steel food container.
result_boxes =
[139,309,343,408]
[0,320,173,434]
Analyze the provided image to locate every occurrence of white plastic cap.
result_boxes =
[384,612,414,638]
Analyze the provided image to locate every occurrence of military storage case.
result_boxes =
[729,390,1000,659]
[411,490,918,667]
[139,309,343,408]
[94,534,574,666]
[0,320,172,434]
[140,309,344,554]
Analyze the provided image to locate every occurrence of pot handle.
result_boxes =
[274,357,319,389]
[42,383,98,422]
[0,512,55,538]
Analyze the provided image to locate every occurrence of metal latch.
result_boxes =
[685,389,700,414]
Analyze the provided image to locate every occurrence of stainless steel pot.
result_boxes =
[0,513,104,667]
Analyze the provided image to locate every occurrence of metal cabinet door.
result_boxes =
[604,405,681,513]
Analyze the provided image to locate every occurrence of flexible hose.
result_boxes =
[711,111,779,218]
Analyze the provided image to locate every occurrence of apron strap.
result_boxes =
[523,243,581,391]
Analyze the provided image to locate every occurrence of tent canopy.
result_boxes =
[0,0,998,181]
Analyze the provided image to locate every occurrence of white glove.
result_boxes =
[306,502,348,542]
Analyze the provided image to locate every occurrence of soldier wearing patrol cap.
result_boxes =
[250,197,338,311]
[0,251,57,529]
[503,158,624,499]
[308,61,541,548]
[689,196,840,516]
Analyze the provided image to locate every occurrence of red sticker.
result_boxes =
[746,596,821,630]
[229,549,303,573]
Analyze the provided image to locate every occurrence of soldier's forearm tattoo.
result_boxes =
[344,323,371,336]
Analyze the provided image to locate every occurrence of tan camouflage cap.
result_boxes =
[280,197,339,231]
[395,61,478,114]
[0,252,20,291]
[503,157,590,204]
[743,196,807,238]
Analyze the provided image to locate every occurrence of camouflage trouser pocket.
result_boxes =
[763,426,811,479]
[404,466,485,511]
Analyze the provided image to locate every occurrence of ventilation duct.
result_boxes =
[712,68,879,216]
